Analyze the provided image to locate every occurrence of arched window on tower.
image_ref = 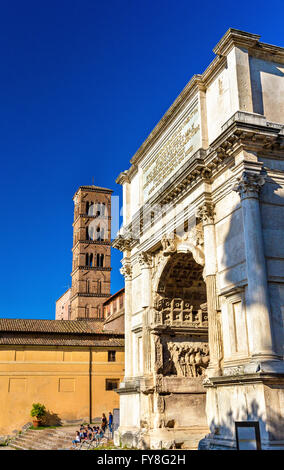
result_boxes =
[86,253,89,266]
[96,254,104,267]
[85,305,90,318]
[88,203,94,216]
[96,226,101,241]
[89,253,93,267]
[87,225,94,241]
[95,202,101,218]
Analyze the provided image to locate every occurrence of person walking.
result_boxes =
[101,413,107,432]
[108,411,113,434]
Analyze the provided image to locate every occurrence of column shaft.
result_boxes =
[234,171,277,360]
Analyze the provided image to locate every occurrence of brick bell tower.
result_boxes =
[70,185,113,320]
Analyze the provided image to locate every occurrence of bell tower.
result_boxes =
[70,185,112,320]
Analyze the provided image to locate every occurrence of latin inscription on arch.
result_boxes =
[143,102,201,200]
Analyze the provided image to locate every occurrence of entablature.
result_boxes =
[113,112,284,255]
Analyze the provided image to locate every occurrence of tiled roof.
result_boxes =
[0,318,107,334]
[0,333,124,347]
[0,318,124,347]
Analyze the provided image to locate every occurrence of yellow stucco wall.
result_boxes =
[0,346,124,435]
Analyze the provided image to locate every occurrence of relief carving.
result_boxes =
[166,342,209,378]
[161,234,177,256]
[153,298,208,328]
[153,334,163,374]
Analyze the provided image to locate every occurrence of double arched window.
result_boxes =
[85,253,104,267]
[85,201,106,217]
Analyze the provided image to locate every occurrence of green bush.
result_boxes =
[30,403,46,419]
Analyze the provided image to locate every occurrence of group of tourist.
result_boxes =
[71,412,113,448]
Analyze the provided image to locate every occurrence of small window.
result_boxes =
[108,350,116,362]
[106,379,119,391]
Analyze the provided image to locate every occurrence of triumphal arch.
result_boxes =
[113,29,284,450]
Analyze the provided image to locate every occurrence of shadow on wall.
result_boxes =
[42,410,62,427]
[199,398,283,449]
[220,177,284,356]
[199,176,284,449]
[249,56,284,116]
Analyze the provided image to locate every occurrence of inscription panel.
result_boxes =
[142,101,201,200]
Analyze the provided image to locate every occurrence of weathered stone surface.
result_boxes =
[115,28,284,450]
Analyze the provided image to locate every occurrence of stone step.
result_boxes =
[11,437,58,451]
[10,425,114,451]
[10,426,81,451]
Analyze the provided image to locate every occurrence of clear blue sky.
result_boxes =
[0,0,283,319]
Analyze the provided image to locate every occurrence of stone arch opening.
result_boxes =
[153,251,209,378]
[157,252,207,313]
[149,248,210,442]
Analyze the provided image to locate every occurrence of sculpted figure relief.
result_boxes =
[161,234,177,256]
[166,342,209,378]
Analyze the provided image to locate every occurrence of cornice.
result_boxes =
[73,185,113,200]
[70,292,110,302]
[71,266,112,275]
[73,214,111,226]
[204,372,284,388]
[116,171,130,185]
[213,28,284,64]
[72,240,111,251]
[213,28,261,56]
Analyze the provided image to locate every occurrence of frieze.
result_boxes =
[153,298,208,329]
[160,341,209,378]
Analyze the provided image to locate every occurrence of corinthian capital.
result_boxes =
[196,202,215,225]
[138,251,152,268]
[233,172,265,199]
[120,262,132,281]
